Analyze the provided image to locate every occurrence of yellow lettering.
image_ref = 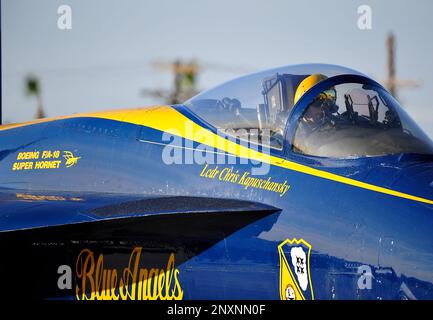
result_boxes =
[74,248,183,300]
[75,249,95,300]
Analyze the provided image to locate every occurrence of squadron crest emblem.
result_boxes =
[278,238,314,300]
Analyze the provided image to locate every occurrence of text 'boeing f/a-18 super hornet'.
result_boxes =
[1,64,433,300]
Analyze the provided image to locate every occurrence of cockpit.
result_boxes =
[185,64,433,158]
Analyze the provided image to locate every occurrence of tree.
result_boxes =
[25,75,45,119]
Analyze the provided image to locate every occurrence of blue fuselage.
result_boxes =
[1,105,433,300]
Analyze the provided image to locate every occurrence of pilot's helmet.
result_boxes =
[294,74,337,112]
[294,74,328,105]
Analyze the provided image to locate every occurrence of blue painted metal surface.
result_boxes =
[0,65,433,300]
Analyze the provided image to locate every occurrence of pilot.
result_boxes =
[294,74,338,132]
[269,74,337,149]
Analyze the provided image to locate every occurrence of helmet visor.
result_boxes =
[315,88,337,105]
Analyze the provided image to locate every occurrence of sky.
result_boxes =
[2,0,433,138]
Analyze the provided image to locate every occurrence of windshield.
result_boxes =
[292,82,433,158]
[185,64,364,150]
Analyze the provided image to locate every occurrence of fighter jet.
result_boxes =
[1,64,432,300]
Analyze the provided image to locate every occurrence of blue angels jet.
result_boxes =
[1,64,433,300]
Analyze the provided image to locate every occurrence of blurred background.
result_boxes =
[2,0,433,138]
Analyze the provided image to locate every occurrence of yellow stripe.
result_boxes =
[2,106,433,205]
[0,106,171,131]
